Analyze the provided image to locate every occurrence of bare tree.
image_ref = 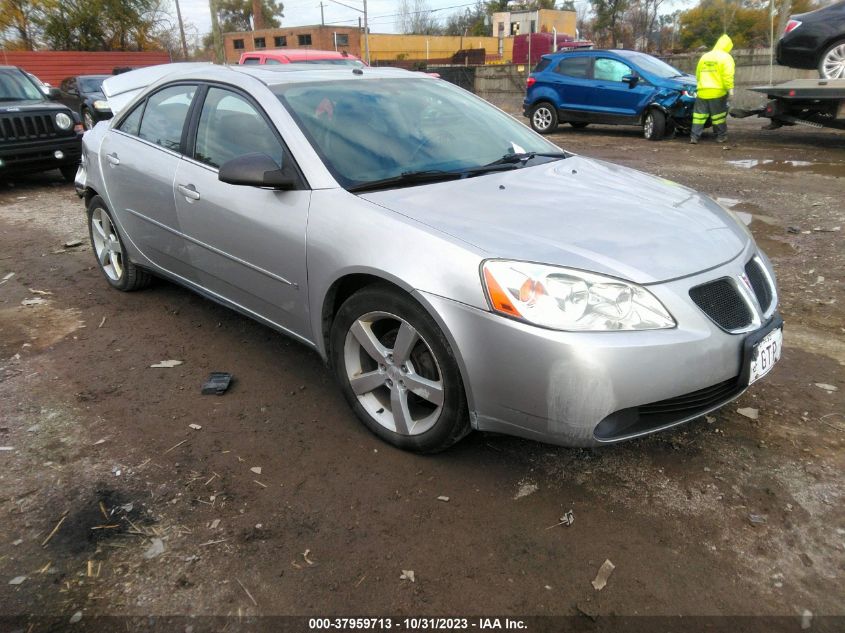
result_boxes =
[396,0,442,35]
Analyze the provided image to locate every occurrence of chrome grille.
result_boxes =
[745,258,773,314]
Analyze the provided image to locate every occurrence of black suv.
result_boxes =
[1,66,84,182]
[777,0,845,79]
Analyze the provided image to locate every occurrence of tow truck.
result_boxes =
[731,77,845,130]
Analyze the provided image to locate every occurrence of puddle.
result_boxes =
[727,159,845,177]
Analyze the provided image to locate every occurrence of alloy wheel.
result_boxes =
[90,207,124,282]
[821,43,845,79]
[532,106,553,131]
[644,113,654,139]
[343,311,444,436]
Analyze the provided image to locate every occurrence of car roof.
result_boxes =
[242,48,361,61]
[77,74,111,79]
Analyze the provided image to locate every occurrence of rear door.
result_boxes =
[173,84,312,339]
[589,56,656,119]
[99,83,199,279]
[547,56,594,113]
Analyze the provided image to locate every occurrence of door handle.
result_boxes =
[177,184,201,201]
[106,153,120,166]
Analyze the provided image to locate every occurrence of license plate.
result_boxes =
[748,327,782,385]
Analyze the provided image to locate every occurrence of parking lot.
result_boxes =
[1,116,843,624]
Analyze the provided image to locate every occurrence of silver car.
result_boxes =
[76,64,782,452]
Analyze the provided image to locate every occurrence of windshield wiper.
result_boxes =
[485,151,569,167]
[348,163,520,193]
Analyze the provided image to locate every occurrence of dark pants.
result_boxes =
[691,95,728,141]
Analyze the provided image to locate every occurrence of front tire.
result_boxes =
[530,102,558,134]
[87,195,152,292]
[643,109,666,141]
[330,285,470,453]
[818,39,845,79]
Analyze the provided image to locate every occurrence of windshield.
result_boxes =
[275,78,558,188]
[79,76,107,93]
[0,69,45,101]
[625,53,686,79]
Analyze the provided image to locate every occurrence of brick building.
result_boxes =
[223,25,361,63]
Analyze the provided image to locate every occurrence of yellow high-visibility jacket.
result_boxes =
[695,34,735,100]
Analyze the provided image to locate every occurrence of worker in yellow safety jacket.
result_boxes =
[691,34,735,144]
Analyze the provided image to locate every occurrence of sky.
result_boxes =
[176,0,535,40]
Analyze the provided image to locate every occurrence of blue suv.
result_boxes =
[524,49,697,140]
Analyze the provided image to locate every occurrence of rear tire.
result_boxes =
[330,284,470,453]
[643,109,666,141]
[818,39,845,79]
[87,195,152,292]
[530,102,558,134]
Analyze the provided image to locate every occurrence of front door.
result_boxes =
[173,85,312,341]
[100,83,198,280]
[590,57,655,120]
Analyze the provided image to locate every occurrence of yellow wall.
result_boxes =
[537,9,576,36]
[365,34,514,63]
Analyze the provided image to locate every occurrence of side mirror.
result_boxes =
[621,74,639,88]
[47,87,62,100]
[218,153,297,190]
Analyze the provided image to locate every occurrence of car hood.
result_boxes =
[360,156,749,284]
[657,74,696,90]
[0,100,70,114]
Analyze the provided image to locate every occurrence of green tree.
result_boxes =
[589,0,630,46]
[0,0,41,50]
[216,0,284,33]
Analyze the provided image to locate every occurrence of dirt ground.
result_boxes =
[1,117,843,629]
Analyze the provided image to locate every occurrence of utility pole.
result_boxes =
[175,0,189,59]
[319,1,326,26]
[209,0,224,63]
[326,0,369,64]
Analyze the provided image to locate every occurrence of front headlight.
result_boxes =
[55,112,72,130]
[481,260,676,331]
[93,100,110,111]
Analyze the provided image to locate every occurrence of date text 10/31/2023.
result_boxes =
[308,618,528,630]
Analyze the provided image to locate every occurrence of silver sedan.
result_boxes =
[76,64,782,452]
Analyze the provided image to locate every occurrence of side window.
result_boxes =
[138,84,196,152]
[242,57,260,65]
[555,57,590,78]
[593,58,632,82]
[266,58,283,65]
[117,101,145,136]
[193,87,284,170]
[533,58,552,73]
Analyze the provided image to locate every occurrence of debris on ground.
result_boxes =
[28,288,52,295]
[737,407,759,420]
[561,510,575,526]
[0,446,13,451]
[143,538,165,559]
[514,479,539,499]
[98,316,106,328]
[400,570,415,583]
[303,549,315,565]
[64,239,84,248]
[0,272,14,284]
[591,559,615,591]
[437,495,450,502]
[69,611,83,624]
[236,578,258,606]
[250,466,262,475]
[201,372,233,395]
[748,514,767,526]
[210,519,220,529]
[150,360,183,368]
[814,383,838,393]
[21,297,47,306]
[8,576,26,585]
[801,609,813,630]
[188,424,202,430]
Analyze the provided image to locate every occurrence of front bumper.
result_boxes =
[419,244,780,447]
[0,134,82,176]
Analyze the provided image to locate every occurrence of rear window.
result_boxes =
[555,57,590,78]
[533,58,553,73]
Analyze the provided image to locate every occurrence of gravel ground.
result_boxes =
[0,116,843,630]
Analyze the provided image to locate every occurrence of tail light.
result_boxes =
[527,76,536,88]
[783,19,801,35]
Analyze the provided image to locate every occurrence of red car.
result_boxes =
[238,49,366,67]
